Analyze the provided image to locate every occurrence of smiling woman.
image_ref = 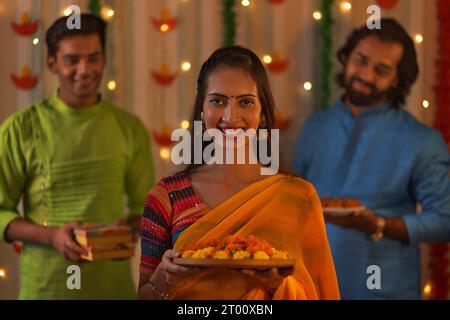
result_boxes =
[138,46,340,300]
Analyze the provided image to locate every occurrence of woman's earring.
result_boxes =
[259,115,266,129]
[259,115,268,141]
[200,112,206,132]
[259,130,269,141]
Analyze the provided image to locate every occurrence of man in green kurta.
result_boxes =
[0,14,154,299]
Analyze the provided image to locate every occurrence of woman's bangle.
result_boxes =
[147,275,175,300]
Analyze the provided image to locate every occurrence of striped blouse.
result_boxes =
[140,173,210,274]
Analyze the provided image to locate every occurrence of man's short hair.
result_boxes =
[46,13,107,57]
[336,18,419,108]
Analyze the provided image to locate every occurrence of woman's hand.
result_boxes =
[239,267,293,293]
[50,221,87,262]
[150,250,192,293]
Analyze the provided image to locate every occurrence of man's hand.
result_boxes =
[50,221,87,262]
[324,209,378,234]
[115,215,141,242]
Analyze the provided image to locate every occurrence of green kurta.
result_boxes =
[0,91,154,299]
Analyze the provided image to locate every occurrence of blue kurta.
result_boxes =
[293,100,450,299]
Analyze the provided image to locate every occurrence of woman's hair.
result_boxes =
[178,45,295,176]
[336,18,419,108]
[46,13,107,58]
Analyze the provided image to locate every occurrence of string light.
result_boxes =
[32,38,39,45]
[63,7,73,16]
[181,120,190,129]
[340,1,352,12]
[181,61,192,72]
[241,0,250,7]
[107,80,116,91]
[160,24,170,32]
[0,268,6,279]
[423,283,432,296]
[422,100,430,109]
[160,148,170,160]
[414,34,424,44]
[100,7,114,20]
[303,82,313,91]
[262,55,272,64]
[313,11,322,20]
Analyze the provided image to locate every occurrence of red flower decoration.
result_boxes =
[265,52,290,74]
[11,66,39,90]
[376,0,399,9]
[152,125,174,147]
[151,8,178,33]
[267,60,290,73]
[152,64,177,86]
[11,20,39,36]
[11,12,38,36]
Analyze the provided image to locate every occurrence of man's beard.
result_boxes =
[345,76,390,107]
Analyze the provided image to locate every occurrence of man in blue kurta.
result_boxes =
[293,18,450,299]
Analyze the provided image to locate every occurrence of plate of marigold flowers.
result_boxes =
[173,235,295,269]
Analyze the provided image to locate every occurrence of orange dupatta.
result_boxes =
[173,174,340,300]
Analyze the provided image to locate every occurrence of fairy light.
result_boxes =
[313,11,322,20]
[181,61,192,72]
[160,24,170,32]
[262,55,272,64]
[32,38,39,45]
[181,120,190,129]
[63,7,73,16]
[241,0,250,7]
[340,1,352,12]
[160,148,170,160]
[0,268,6,279]
[100,7,114,20]
[422,100,430,109]
[107,80,116,91]
[303,82,313,91]
[423,283,432,296]
[415,34,424,44]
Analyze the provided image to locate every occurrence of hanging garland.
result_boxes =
[223,0,236,46]
[10,11,39,90]
[319,0,334,109]
[11,12,38,36]
[429,0,450,300]
[89,0,102,16]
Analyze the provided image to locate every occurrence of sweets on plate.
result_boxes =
[73,224,134,261]
[320,197,362,208]
[180,235,289,260]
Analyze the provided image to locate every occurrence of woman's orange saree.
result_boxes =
[173,174,340,300]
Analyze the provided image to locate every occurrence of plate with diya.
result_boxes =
[320,198,366,216]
